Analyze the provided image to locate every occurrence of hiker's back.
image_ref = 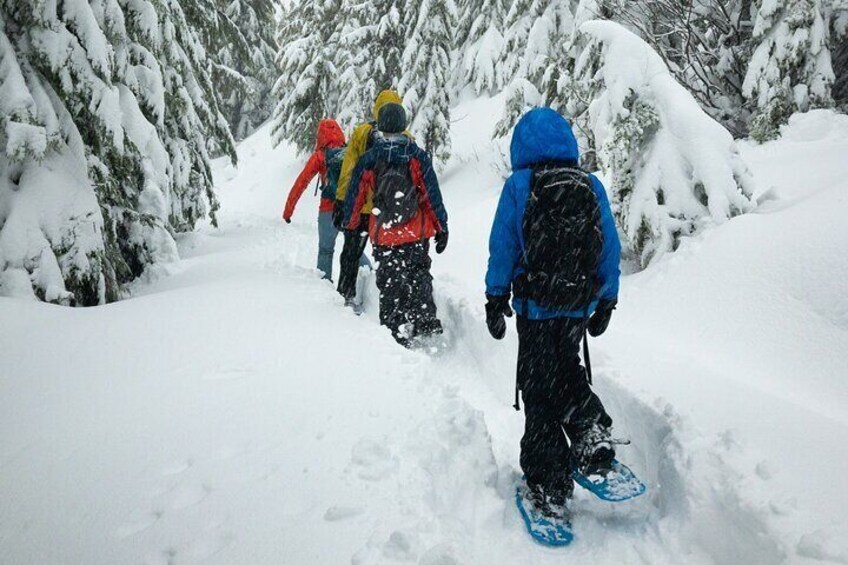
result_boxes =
[371,141,418,230]
[516,165,603,311]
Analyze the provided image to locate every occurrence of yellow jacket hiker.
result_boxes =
[334,89,411,307]
[335,89,407,215]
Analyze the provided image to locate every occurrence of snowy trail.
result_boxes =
[3,107,847,563]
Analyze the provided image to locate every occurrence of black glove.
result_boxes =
[332,201,344,230]
[485,293,513,340]
[435,230,448,254]
[587,298,617,337]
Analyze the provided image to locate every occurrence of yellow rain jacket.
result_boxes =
[335,90,408,214]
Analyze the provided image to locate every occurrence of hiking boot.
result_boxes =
[571,423,616,476]
[525,481,573,521]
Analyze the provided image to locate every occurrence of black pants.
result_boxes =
[337,223,369,300]
[373,241,440,343]
[517,315,611,494]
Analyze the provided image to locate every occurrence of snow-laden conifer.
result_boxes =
[206,0,276,140]
[0,0,235,305]
[455,0,509,94]
[744,0,836,141]
[272,0,342,152]
[563,21,757,267]
[335,0,405,130]
[400,0,456,163]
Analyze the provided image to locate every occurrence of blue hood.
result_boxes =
[510,107,579,170]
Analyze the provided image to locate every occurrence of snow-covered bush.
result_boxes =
[744,0,836,141]
[0,0,235,305]
[562,21,757,266]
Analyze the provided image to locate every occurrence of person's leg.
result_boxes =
[373,245,407,343]
[553,317,614,472]
[358,246,371,269]
[316,211,339,281]
[406,240,441,336]
[337,229,369,300]
[517,316,573,499]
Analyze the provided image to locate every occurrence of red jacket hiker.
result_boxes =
[282,119,346,221]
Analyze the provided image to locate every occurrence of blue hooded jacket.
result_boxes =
[485,108,621,319]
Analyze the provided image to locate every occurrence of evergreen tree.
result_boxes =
[334,0,405,129]
[563,21,756,266]
[400,0,456,163]
[614,0,755,137]
[271,0,342,152]
[744,0,836,141]
[0,0,235,305]
[455,0,509,94]
[495,0,573,134]
[212,0,277,140]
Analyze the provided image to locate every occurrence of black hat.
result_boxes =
[377,103,407,134]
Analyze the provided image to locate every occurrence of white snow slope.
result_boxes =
[2,100,847,564]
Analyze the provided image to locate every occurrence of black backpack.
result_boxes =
[516,165,603,311]
[372,160,419,229]
[320,147,346,200]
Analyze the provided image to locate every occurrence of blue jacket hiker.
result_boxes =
[485,108,621,319]
[484,107,623,524]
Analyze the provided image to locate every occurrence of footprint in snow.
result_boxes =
[170,483,212,510]
[350,438,398,481]
[323,505,365,522]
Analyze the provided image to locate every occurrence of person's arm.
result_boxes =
[335,123,370,205]
[283,151,324,221]
[343,152,375,229]
[414,148,448,232]
[590,175,621,300]
[485,176,522,297]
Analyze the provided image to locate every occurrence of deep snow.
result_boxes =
[1,100,847,564]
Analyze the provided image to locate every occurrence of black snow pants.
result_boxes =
[373,240,441,344]
[337,218,370,300]
[517,315,612,495]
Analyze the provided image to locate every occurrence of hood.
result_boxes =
[372,90,403,121]
[316,119,345,150]
[510,107,579,170]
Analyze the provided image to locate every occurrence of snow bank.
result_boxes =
[2,98,847,563]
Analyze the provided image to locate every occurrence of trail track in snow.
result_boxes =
[2,113,822,563]
[178,178,786,564]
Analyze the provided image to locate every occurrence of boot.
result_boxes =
[571,423,616,476]
[525,481,573,522]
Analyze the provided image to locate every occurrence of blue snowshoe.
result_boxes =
[573,459,646,502]
[515,482,574,547]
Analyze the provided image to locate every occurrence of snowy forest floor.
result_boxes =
[2,98,847,564]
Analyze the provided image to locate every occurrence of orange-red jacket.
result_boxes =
[283,119,346,220]
[343,136,447,247]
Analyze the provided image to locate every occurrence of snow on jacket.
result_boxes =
[485,107,621,319]
[283,119,346,220]
[343,135,448,247]
[335,90,408,215]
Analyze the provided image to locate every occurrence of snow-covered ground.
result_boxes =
[2,100,847,564]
